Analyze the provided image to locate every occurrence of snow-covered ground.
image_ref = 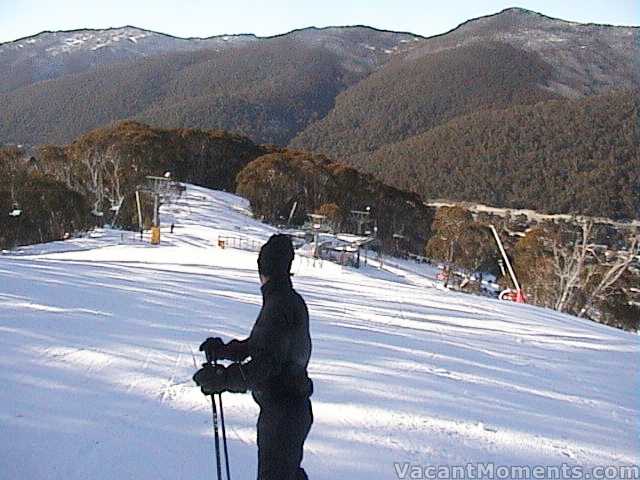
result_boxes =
[1,185,638,479]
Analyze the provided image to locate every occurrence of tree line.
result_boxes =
[236,149,435,252]
[0,121,270,248]
[1,121,433,253]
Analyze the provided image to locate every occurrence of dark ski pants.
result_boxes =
[256,397,313,480]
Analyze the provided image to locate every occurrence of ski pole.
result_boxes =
[214,355,232,480]
[205,349,223,480]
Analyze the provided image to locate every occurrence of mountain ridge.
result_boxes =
[3,7,637,48]
[1,7,638,220]
[290,8,639,159]
[1,23,425,46]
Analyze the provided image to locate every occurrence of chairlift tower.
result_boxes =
[137,175,185,226]
[307,213,327,258]
[350,206,371,235]
[136,175,186,244]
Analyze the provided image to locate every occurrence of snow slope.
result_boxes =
[1,185,638,479]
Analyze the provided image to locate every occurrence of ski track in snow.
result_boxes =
[0,185,638,479]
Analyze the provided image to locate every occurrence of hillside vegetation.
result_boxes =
[1,9,638,229]
[290,42,557,157]
[0,122,270,248]
[0,122,434,252]
[0,41,361,146]
[236,149,434,251]
[0,31,412,146]
[0,147,91,249]
[347,90,639,219]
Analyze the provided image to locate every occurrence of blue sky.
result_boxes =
[1,0,637,43]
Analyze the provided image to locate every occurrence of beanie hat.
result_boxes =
[258,234,294,277]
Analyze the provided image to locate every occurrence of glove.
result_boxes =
[193,363,226,395]
[199,337,225,362]
[193,363,248,395]
[225,363,248,394]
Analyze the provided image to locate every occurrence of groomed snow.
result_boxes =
[1,185,638,479]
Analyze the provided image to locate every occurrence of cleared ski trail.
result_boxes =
[1,185,638,479]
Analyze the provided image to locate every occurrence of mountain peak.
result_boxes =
[479,6,577,26]
[500,7,539,15]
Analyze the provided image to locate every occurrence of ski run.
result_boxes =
[1,185,638,479]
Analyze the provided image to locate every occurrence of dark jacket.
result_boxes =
[222,275,313,401]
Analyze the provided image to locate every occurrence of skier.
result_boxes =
[194,234,313,480]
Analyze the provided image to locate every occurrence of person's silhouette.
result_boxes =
[195,234,313,479]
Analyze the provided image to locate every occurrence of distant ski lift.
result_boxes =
[9,202,21,217]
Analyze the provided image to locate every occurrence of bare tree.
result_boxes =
[552,221,594,313]
[103,145,125,212]
[550,221,639,318]
[80,146,107,216]
[578,233,639,318]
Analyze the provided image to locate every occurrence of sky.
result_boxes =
[0,0,638,43]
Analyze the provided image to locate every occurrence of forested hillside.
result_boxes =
[0,28,416,146]
[290,8,638,160]
[1,8,638,221]
[0,42,351,146]
[346,90,639,219]
[290,41,557,158]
